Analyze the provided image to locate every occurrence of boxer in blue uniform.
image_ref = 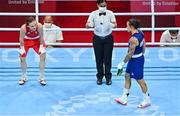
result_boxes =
[115,19,151,108]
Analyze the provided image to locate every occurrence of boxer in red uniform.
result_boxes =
[19,16,46,86]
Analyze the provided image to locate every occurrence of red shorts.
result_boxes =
[20,39,46,58]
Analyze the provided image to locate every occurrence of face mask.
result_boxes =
[44,23,52,28]
[99,7,107,13]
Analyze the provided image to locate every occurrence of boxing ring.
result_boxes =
[0,47,180,116]
[0,0,180,116]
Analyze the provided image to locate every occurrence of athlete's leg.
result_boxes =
[33,42,46,85]
[136,79,151,108]
[19,46,29,85]
[20,57,27,78]
[137,79,148,93]
[115,73,131,105]
[39,53,46,80]
[125,72,131,90]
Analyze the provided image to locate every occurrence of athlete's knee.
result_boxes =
[138,79,147,87]
[41,52,46,56]
[143,81,148,88]
[20,57,26,62]
[40,53,46,60]
[125,73,130,80]
[141,79,147,85]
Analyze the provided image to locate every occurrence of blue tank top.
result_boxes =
[129,30,144,55]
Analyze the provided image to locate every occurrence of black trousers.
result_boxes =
[93,34,114,80]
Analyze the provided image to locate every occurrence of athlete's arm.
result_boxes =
[19,25,26,46]
[123,37,139,63]
[38,23,44,45]
[143,39,146,54]
[38,23,46,54]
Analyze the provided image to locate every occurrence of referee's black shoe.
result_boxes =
[106,79,112,85]
[96,79,102,85]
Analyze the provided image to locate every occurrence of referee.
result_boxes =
[86,0,117,85]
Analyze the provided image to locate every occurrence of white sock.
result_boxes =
[122,88,130,97]
[22,71,26,78]
[40,73,44,78]
[143,92,150,100]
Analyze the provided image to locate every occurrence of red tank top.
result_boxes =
[25,25,40,39]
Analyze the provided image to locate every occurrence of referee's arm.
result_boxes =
[110,11,117,28]
[86,12,94,28]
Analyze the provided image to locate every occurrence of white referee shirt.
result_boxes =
[160,30,180,46]
[43,24,63,44]
[87,10,116,37]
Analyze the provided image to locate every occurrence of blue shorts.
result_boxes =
[126,55,144,80]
